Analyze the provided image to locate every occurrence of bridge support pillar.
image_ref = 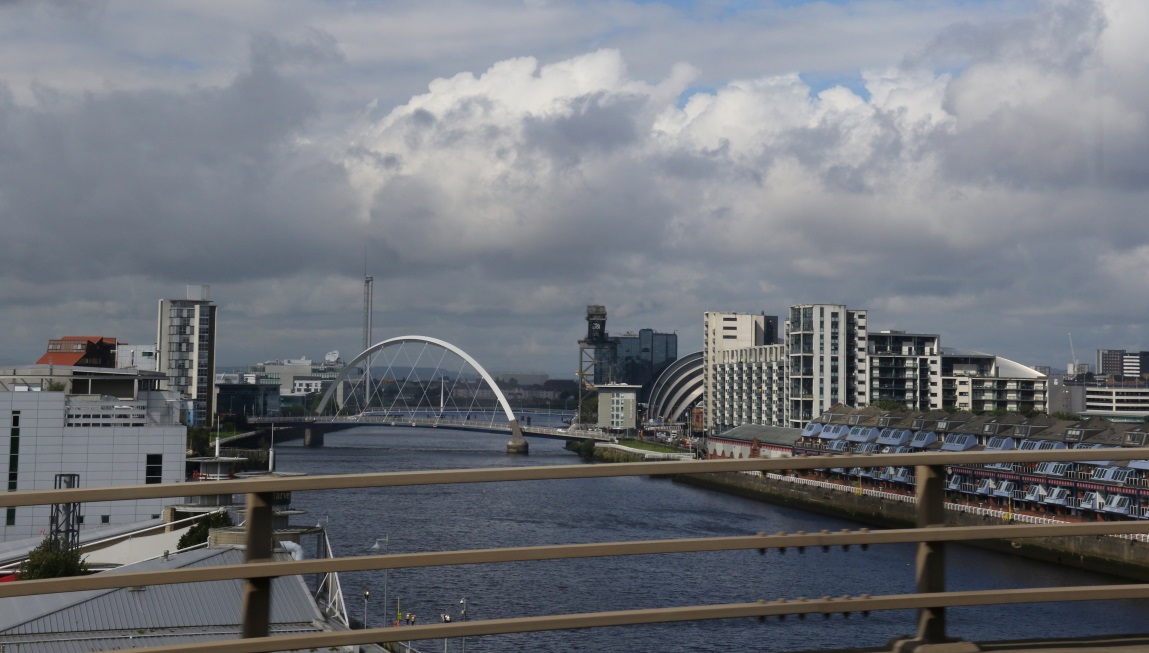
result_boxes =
[506,419,529,455]
[304,427,324,448]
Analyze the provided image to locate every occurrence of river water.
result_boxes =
[276,426,1149,652]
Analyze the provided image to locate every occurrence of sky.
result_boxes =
[1,0,1147,377]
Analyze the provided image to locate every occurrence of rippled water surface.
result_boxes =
[277,426,1149,652]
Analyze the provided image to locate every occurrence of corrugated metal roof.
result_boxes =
[0,547,326,640]
[0,624,331,652]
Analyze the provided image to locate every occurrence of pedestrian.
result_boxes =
[411,614,417,625]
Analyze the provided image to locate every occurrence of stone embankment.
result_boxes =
[590,446,1149,580]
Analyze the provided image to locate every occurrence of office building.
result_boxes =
[0,366,186,542]
[1096,349,1149,379]
[156,285,217,426]
[577,306,678,399]
[596,383,641,434]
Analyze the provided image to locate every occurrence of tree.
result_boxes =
[187,426,212,456]
[177,511,234,550]
[19,538,89,579]
[578,395,598,426]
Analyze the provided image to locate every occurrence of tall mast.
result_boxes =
[363,273,373,409]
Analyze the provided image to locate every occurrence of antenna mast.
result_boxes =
[363,273,373,409]
[1069,332,1079,376]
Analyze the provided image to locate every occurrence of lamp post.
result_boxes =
[371,536,389,624]
[363,588,370,629]
[440,613,451,653]
[459,597,467,653]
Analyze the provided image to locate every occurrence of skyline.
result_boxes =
[1,1,1147,376]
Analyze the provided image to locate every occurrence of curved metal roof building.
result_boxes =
[647,351,703,423]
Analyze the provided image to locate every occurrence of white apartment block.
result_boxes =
[0,367,186,543]
[712,343,788,432]
[156,285,217,426]
[786,304,868,429]
[705,305,1047,432]
[703,312,777,431]
[939,350,1047,414]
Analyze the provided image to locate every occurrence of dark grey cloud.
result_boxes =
[1,1,1147,378]
[0,35,362,288]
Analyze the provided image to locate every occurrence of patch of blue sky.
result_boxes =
[627,0,759,20]
[799,71,870,102]
[676,84,719,108]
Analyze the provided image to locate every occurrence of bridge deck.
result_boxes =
[814,634,1149,652]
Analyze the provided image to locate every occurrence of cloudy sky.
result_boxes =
[1,0,1146,377]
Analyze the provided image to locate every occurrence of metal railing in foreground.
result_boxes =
[4,449,1149,652]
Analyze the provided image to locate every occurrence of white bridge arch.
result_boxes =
[314,335,528,453]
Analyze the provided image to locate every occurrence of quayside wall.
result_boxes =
[591,446,1149,580]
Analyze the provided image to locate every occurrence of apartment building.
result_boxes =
[703,312,777,431]
[704,305,1047,433]
[156,285,217,426]
[867,331,941,411]
[785,304,868,428]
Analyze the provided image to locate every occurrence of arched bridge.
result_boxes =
[245,335,612,453]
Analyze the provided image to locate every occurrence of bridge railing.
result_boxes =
[4,449,1149,652]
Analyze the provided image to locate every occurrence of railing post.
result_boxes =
[242,491,274,638]
[915,463,946,643]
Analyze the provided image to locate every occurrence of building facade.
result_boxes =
[595,384,640,434]
[576,306,678,399]
[0,367,186,542]
[705,305,1048,433]
[867,331,940,410]
[785,304,868,428]
[703,312,777,431]
[156,285,217,426]
[36,336,118,368]
[712,342,787,432]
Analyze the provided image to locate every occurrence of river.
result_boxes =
[276,426,1149,652]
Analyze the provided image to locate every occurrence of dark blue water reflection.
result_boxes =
[277,427,1149,652]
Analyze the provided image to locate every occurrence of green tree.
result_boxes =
[19,538,89,579]
[187,426,212,456]
[578,394,598,426]
[176,511,234,550]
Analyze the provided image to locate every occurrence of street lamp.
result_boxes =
[459,598,467,653]
[371,536,389,625]
[440,613,451,653]
[363,588,370,629]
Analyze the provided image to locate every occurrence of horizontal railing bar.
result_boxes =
[4,520,1146,598]
[99,583,1149,653]
[5,448,1149,507]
